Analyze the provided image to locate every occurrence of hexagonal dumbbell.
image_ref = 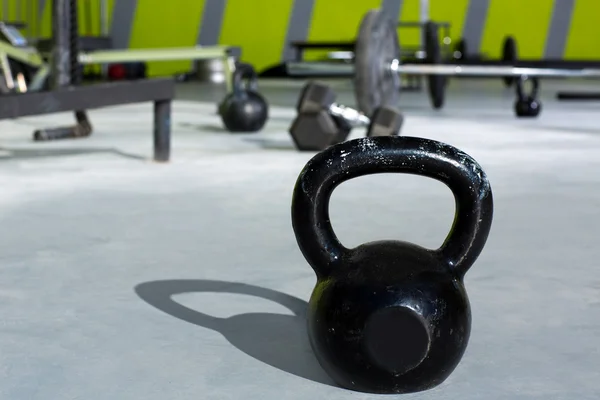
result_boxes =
[289,110,350,151]
[289,81,403,151]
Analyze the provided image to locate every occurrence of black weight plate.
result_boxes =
[424,21,445,109]
[502,36,517,87]
[354,9,401,117]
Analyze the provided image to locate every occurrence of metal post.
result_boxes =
[153,99,172,162]
[51,0,72,88]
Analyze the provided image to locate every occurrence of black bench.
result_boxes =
[0,78,175,162]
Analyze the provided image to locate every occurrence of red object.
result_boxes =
[108,64,127,80]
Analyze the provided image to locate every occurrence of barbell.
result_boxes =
[285,9,600,116]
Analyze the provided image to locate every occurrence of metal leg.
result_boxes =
[153,99,171,162]
[33,110,93,141]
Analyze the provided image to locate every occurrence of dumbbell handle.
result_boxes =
[329,103,370,127]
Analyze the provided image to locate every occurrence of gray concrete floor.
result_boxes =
[0,78,599,400]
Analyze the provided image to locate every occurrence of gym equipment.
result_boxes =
[502,36,517,87]
[289,81,403,151]
[78,47,238,91]
[354,9,401,117]
[291,135,493,394]
[514,76,541,117]
[286,8,600,117]
[0,10,262,126]
[0,0,173,161]
[289,81,354,151]
[365,106,405,137]
[0,21,47,92]
[218,62,268,133]
[424,21,445,109]
[0,4,240,93]
[289,110,351,152]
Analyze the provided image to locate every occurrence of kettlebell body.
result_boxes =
[514,96,541,117]
[292,136,493,394]
[514,76,541,118]
[220,62,268,132]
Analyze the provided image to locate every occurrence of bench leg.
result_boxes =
[153,99,171,162]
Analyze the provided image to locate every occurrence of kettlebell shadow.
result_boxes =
[134,279,335,386]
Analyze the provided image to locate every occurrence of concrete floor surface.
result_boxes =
[0,79,598,399]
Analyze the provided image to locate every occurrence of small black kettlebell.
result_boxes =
[514,76,541,118]
[219,62,269,133]
[291,136,494,394]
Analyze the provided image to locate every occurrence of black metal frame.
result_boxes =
[0,0,175,162]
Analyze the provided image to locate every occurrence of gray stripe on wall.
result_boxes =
[544,0,575,58]
[461,0,491,56]
[380,0,402,21]
[110,0,138,49]
[36,0,47,38]
[38,0,47,21]
[196,0,227,46]
[281,0,316,62]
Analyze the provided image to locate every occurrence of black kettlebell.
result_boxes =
[514,76,541,118]
[219,62,268,133]
[291,136,494,394]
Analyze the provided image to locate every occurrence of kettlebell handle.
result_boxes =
[232,62,259,96]
[291,136,493,279]
[516,76,539,99]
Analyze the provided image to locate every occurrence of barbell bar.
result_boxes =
[286,60,600,79]
[329,103,371,126]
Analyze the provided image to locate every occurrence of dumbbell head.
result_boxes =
[366,106,404,137]
[289,110,350,151]
[296,81,336,114]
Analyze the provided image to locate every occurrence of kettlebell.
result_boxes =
[514,76,541,118]
[291,136,494,394]
[219,62,269,133]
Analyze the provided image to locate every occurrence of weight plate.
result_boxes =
[354,9,401,117]
[424,21,446,109]
[502,36,517,87]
